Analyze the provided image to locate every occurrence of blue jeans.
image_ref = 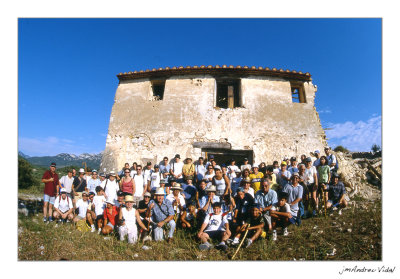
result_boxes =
[153,220,176,241]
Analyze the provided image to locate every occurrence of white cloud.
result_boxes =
[318,109,332,114]
[325,115,382,152]
[18,136,102,156]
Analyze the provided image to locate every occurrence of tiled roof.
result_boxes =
[117,65,312,82]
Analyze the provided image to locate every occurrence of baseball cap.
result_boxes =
[144,192,151,197]
[117,190,124,197]
[50,162,56,167]
[209,155,214,159]
[314,150,320,154]
[154,164,159,168]
[281,161,287,166]
[175,154,180,159]
[290,157,297,161]
[60,188,67,193]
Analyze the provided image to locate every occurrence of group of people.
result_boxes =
[41,147,347,250]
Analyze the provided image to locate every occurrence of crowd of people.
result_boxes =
[41,147,347,251]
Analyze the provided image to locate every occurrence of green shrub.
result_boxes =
[371,144,381,153]
[18,156,37,189]
[334,145,349,153]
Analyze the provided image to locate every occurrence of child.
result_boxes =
[180,201,198,231]
[92,186,106,234]
[270,192,292,241]
[197,202,231,251]
[230,205,265,248]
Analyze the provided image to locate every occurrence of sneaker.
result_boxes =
[66,220,70,223]
[48,217,54,222]
[232,238,240,246]
[283,227,289,236]
[57,219,63,224]
[272,230,277,241]
[226,239,234,246]
[312,210,317,217]
[91,226,96,233]
[245,239,252,248]
[216,242,228,251]
[199,242,212,251]
[43,217,47,223]
[98,228,101,234]
[338,209,342,215]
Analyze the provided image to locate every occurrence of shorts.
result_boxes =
[106,222,114,229]
[288,216,300,226]
[262,212,272,226]
[96,214,104,221]
[44,194,56,204]
[204,230,224,240]
[307,183,317,192]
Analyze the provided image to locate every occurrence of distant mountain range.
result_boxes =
[19,152,102,169]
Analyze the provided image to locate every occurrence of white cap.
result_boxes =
[252,163,259,168]
[60,188,67,193]
[106,198,115,205]
[79,168,85,173]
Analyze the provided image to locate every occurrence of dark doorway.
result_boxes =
[202,148,253,166]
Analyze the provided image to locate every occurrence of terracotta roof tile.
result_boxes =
[117,65,312,82]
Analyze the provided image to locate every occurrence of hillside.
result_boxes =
[22,152,102,169]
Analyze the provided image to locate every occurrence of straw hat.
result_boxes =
[154,187,165,196]
[171,183,183,191]
[206,185,216,192]
[125,195,134,202]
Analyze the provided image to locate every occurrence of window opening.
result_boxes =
[216,79,241,108]
[290,82,306,103]
[151,80,166,100]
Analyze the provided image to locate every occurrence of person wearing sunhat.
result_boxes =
[282,172,303,225]
[119,195,148,244]
[41,162,61,222]
[198,185,220,216]
[148,187,176,242]
[101,198,119,235]
[166,183,186,215]
[53,188,74,223]
[241,177,254,198]
[73,168,87,201]
[102,171,119,203]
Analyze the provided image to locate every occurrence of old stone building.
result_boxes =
[100,65,327,171]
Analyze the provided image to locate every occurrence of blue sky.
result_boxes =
[18,18,382,156]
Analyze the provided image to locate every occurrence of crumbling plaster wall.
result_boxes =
[101,75,326,172]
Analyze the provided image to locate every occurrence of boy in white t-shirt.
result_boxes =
[92,186,106,234]
[270,192,292,241]
[197,202,231,251]
[73,191,90,224]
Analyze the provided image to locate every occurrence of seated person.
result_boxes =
[270,192,292,241]
[230,205,265,248]
[166,184,186,217]
[73,191,90,224]
[198,185,220,223]
[180,201,198,231]
[115,191,125,208]
[102,199,119,235]
[148,188,176,242]
[92,186,106,234]
[233,187,254,229]
[197,202,231,251]
[86,192,96,232]
[119,195,148,244]
[137,192,152,240]
[53,188,74,223]
[324,172,347,212]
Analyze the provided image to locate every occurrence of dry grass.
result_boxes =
[18,198,381,261]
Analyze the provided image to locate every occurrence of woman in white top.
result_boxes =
[212,168,231,197]
[203,166,215,187]
[118,195,148,244]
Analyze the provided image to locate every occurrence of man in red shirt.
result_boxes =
[41,162,61,223]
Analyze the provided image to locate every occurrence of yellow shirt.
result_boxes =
[249,172,264,192]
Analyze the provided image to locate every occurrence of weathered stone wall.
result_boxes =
[101,75,327,172]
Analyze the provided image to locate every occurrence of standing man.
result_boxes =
[58,169,75,200]
[170,154,184,183]
[282,172,303,225]
[159,157,171,183]
[133,165,145,205]
[324,147,338,172]
[73,168,87,200]
[195,157,207,183]
[87,169,101,194]
[41,162,60,222]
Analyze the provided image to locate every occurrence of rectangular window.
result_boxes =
[290,82,306,103]
[151,80,166,100]
[216,79,241,108]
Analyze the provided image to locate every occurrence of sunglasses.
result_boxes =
[125,171,130,173]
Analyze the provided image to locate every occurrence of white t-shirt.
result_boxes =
[204,213,228,232]
[76,199,90,218]
[195,164,207,180]
[305,166,318,184]
[271,202,292,218]
[59,175,74,193]
[240,164,251,172]
[204,172,215,187]
[130,170,137,178]
[54,196,73,213]
[166,194,185,214]
[150,171,161,190]
[102,179,119,202]
[143,169,152,183]
[227,165,240,180]
[170,161,184,176]
[93,195,106,216]
[133,174,145,197]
